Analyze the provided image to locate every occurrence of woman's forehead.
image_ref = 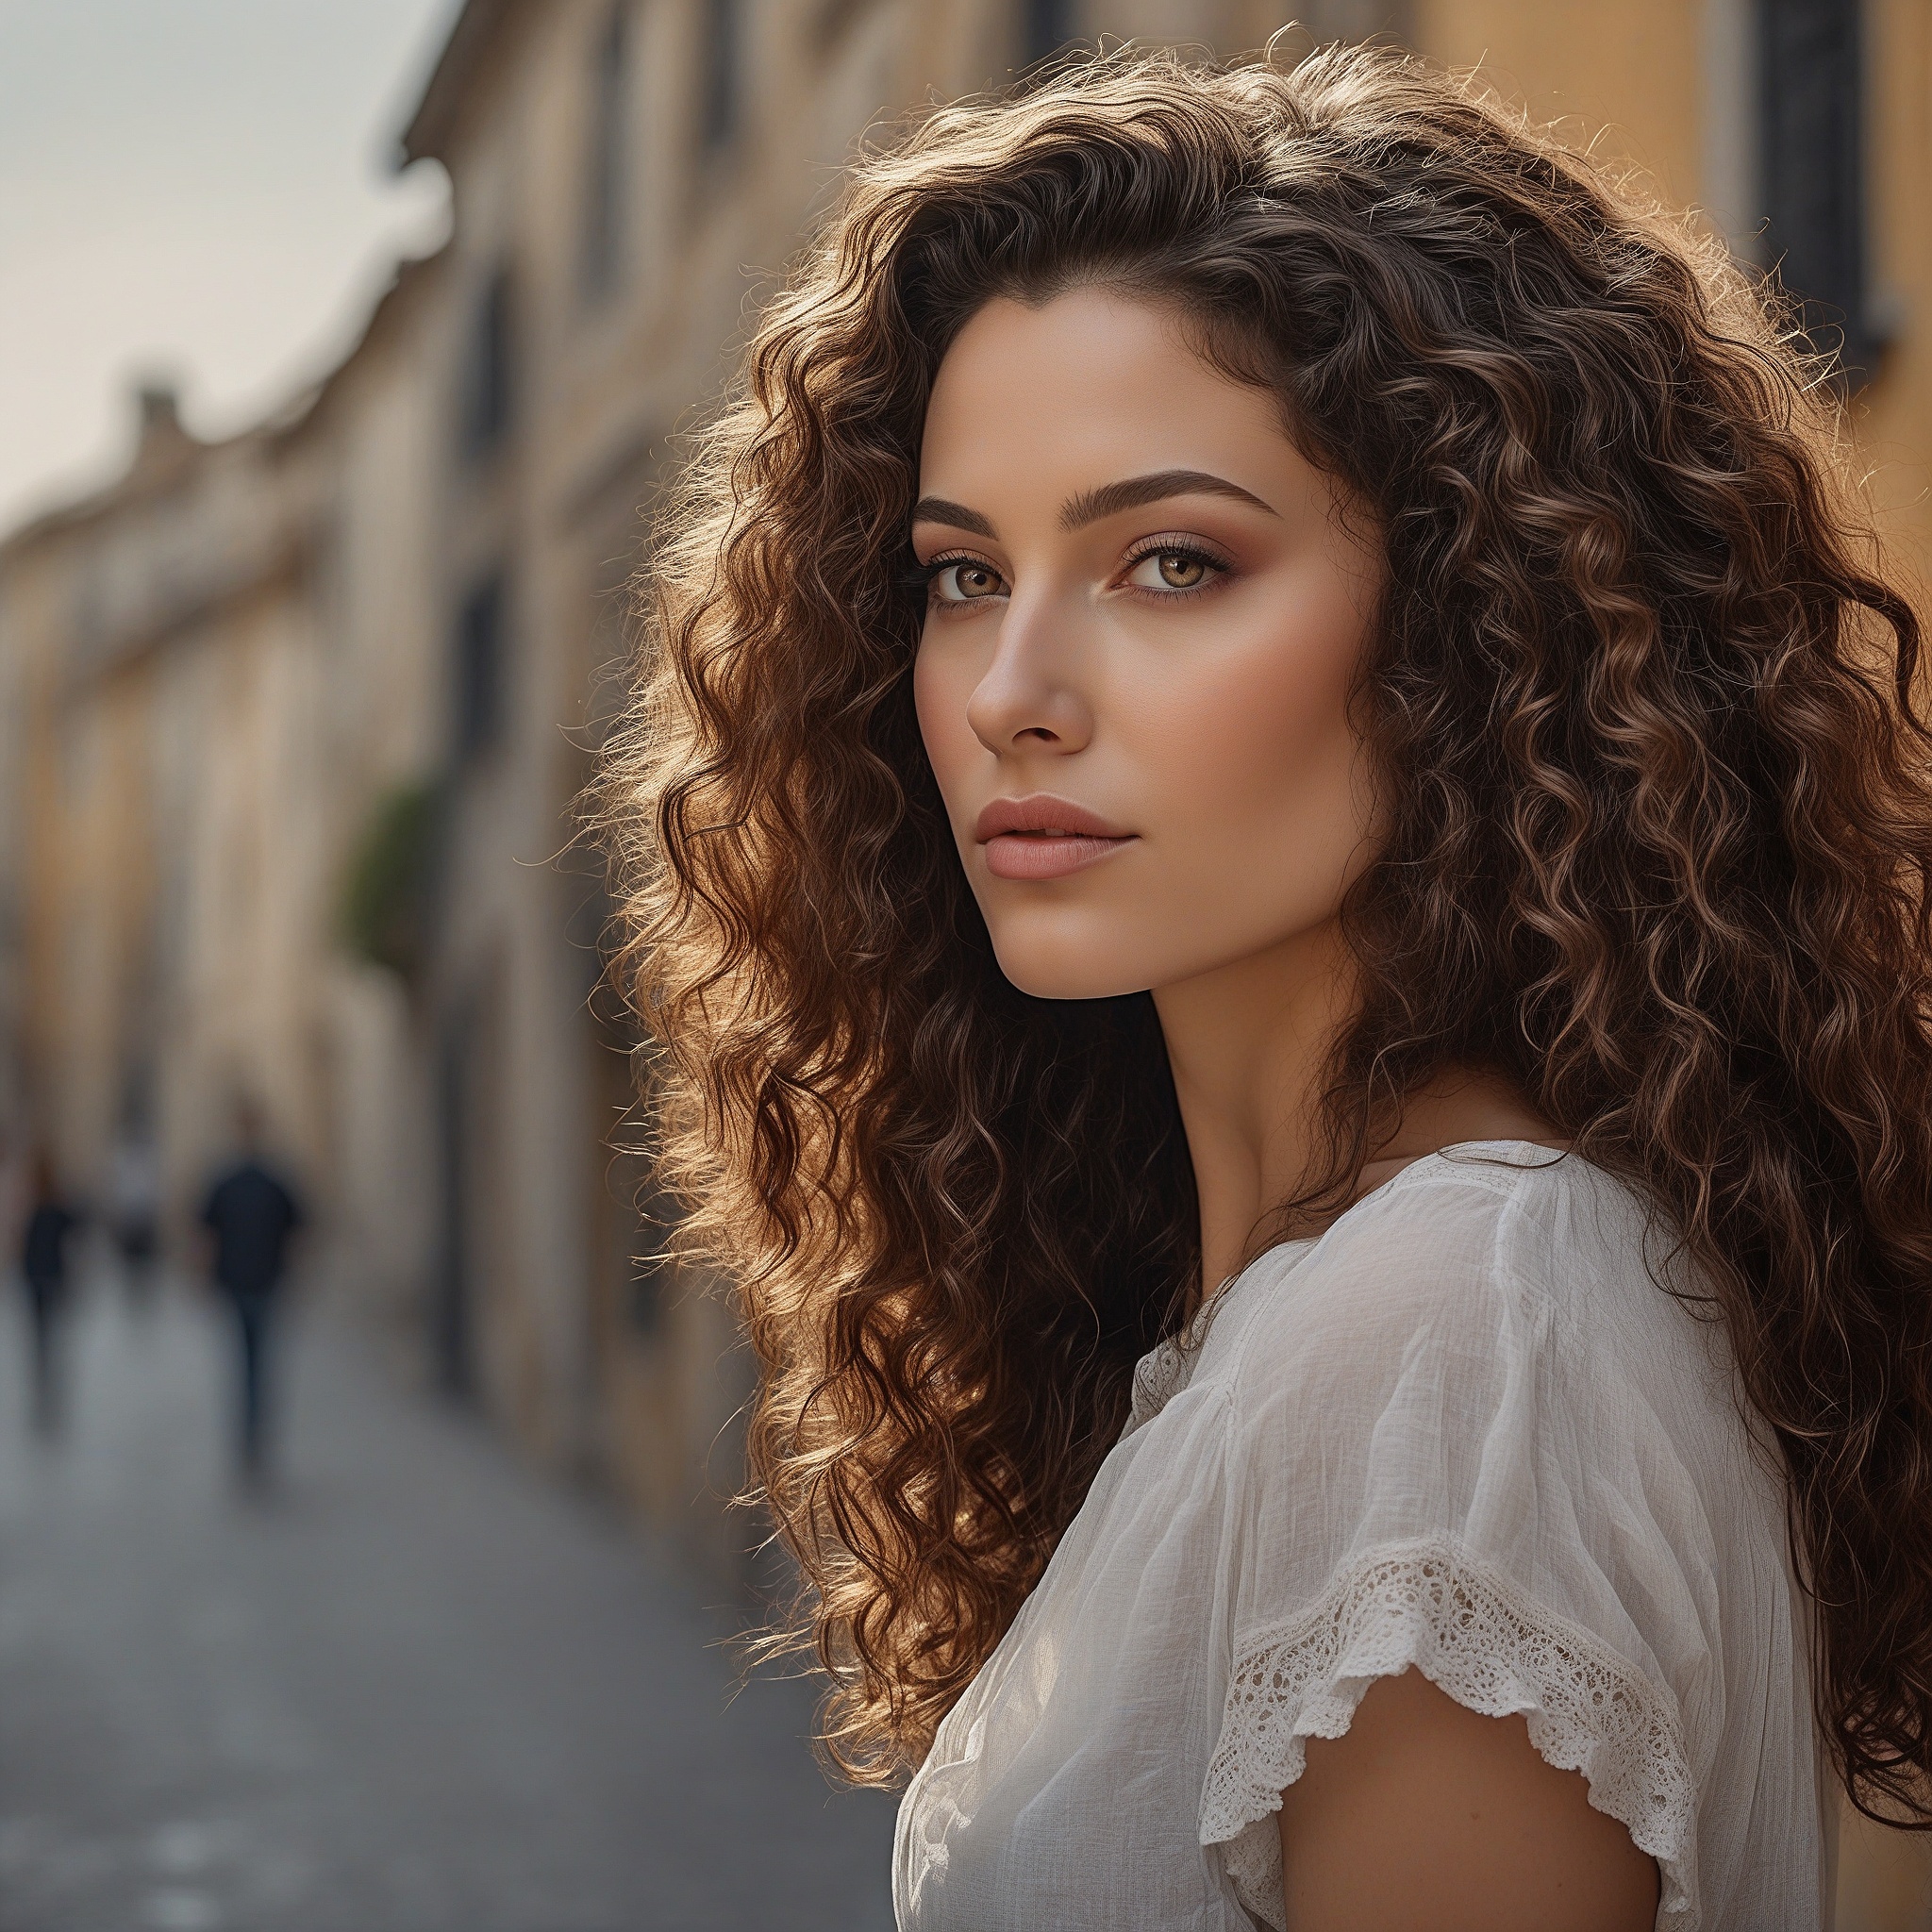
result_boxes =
[917,290,1342,538]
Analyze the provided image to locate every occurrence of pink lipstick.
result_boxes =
[974,794,1137,881]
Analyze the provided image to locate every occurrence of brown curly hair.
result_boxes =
[600,42,1932,1818]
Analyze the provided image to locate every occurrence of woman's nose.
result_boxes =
[964,591,1093,757]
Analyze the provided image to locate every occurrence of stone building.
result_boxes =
[280,250,458,1322]
[0,385,333,1218]
[0,242,460,1289]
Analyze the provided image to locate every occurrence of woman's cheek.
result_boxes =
[913,640,979,825]
[1137,614,1370,896]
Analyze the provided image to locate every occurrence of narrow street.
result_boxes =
[0,1268,896,1932]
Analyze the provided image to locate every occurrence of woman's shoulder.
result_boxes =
[1189,1150,1800,1932]
[1344,1135,1653,1258]
[1214,1141,1695,1413]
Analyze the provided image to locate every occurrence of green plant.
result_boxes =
[339,778,442,980]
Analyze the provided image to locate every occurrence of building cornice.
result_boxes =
[280,247,452,448]
[396,0,523,168]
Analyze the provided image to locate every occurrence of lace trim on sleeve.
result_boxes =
[1198,1534,1699,1931]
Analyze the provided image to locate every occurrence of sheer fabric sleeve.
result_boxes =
[1197,1163,1713,1929]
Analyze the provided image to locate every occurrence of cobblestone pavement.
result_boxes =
[0,1271,896,1932]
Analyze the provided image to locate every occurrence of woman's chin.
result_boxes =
[991,945,1154,1004]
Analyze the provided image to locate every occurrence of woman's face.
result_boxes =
[912,286,1385,1001]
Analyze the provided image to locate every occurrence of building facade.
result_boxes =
[2,387,331,1223]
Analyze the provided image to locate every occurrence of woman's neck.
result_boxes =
[1152,919,1564,1294]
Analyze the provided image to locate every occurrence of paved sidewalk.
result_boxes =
[0,1274,896,1932]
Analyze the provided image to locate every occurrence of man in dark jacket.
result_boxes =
[200,1106,304,1475]
[19,1151,80,1437]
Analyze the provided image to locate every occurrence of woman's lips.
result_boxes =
[983,833,1135,879]
[974,794,1137,881]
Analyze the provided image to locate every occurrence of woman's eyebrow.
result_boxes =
[909,471,1274,541]
[910,496,998,538]
[1059,469,1277,531]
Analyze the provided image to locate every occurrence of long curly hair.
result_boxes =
[600,43,1932,1816]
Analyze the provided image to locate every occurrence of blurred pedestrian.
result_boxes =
[19,1152,81,1437]
[107,1129,163,1308]
[199,1103,305,1477]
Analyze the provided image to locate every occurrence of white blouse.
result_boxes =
[893,1142,1835,1931]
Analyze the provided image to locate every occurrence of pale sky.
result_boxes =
[0,0,459,531]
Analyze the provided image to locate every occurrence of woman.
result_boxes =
[603,44,1932,1929]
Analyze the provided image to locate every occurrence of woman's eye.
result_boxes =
[1124,548,1223,593]
[930,560,1006,603]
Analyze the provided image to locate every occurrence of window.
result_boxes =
[453,573,508,761]
[582,5,630,297]
[1757,0,1877,384]
[462,267,515,457]
[1022,0,1073,67]
[699,0,740,154]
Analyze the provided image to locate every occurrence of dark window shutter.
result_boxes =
[1758,0,1878,385]
[1022,0,1073,67]
[582,6,629,297]
[464,268,515,455]
[453,574,508,761]
[700,0,739,153]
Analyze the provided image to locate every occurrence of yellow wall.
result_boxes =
[1411,0,1932,603]
[1412,0,1706,208]
[1858,0,1932,592]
